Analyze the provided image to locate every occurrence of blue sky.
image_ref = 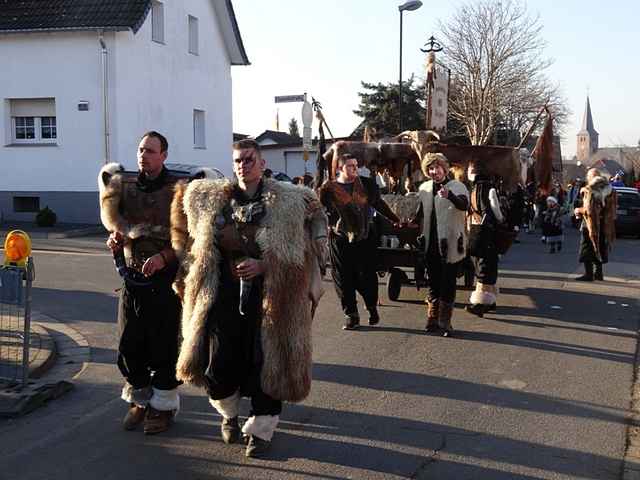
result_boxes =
[231,0,639,158]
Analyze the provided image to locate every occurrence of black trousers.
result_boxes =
[426,256,459,304]
[329,232,378,317]
[117,282,181,391]
[204,278,281,417]
[474,254,499,285]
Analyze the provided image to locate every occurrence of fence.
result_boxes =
[0,257,34,388]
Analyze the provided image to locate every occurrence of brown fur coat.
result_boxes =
[171,178,326,402]
[579,176,617,262]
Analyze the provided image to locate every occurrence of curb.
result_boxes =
[28,324,57,379]
[47,226,105,239]
[622,298,640,479]
[0,312,90,418]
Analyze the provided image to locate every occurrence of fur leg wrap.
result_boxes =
[242,415,279,442]
[209,391,240,420]
[121,383,152,408]
[149,387,180,413]
[426,299,439,327]
[438,301,454,330]
[470,283,497,305]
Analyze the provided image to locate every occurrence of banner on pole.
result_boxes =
[430,64,449,131]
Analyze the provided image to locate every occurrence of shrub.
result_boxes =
[36,206,57,227]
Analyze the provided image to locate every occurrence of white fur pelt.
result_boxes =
[98,163,127,235]
[488,188,505,223]
[382,193,420,222]
[470,282,497,305]
[418,179,469,264]
[171,178,324,402]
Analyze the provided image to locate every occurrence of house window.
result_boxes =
[40,117,57,139]
[13,196,40,213]
[152,1,165,44]
[14,117,35,140]
[9,98,56,144]
[188,15,199,55]
[193,109,206,148]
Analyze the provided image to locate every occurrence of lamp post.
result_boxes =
[398,0,422,133]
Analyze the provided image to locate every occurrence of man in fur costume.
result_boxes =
[409,153,469,337]
[171,139,328,458]
[573,168,616,281]
[466,160,505,317]
[99,131,182,434]
[318,153,400,330]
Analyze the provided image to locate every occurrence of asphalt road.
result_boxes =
[1,229,638,479]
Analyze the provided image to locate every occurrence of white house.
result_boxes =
[0,0,249,223]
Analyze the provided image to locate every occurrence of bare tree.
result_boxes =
[439,0,569,145]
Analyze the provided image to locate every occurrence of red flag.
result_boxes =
[532,108,554,195]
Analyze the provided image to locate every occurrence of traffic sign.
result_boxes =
[274,95,305,103]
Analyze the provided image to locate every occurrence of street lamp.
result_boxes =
[398,0,422,133]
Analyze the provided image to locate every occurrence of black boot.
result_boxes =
[221,416,241,444]
[343,313,360,330]
[367,306,380,326]
[594,263,603,281]
[575,262,594,281]
[245,435,271,458]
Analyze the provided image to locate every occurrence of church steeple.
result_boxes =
[576,96,598,163]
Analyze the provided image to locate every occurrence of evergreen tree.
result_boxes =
[288,118,300,138]
[353,75,425,136]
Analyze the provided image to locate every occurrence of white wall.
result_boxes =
[261,146,317,177]
[112,0,234,176]
[0,0,237,197]
[0,31,106,191]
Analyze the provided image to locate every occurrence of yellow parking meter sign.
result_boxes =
[3,230,32,267]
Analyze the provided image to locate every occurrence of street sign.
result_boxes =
[274,95,305,103]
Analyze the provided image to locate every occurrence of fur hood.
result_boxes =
[171,178,325,402]
[581,175,613,207]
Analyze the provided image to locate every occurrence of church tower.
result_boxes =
[576,96,599,163]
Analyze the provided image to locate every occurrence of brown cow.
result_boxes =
[321,131,521,192]
[398,130,521,191]
[323,140,418,183]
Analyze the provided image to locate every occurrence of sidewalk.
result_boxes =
[0,221,105,240]
[0,222,108,255]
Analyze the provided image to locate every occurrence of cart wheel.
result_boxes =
[387,268,403,301]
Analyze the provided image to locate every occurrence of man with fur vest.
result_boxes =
[410,153,469,337]
[573,167,616,281]
[170,139,328,458]
[99,131,182,435]
[318,153,400,330]
[466,160,505,317]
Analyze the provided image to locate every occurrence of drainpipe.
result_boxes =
[98,30,110,164]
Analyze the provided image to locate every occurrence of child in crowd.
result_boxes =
[542,196,563,253]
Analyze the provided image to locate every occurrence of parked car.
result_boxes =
[272,171,293,183]
[613,187,640,237]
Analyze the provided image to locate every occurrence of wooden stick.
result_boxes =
[517,103,549,150]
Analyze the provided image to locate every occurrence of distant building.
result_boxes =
[253,129,357,179]
[576,96,639,182]
[0,0,249,223]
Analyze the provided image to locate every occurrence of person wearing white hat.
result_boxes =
[542,196,563,253]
